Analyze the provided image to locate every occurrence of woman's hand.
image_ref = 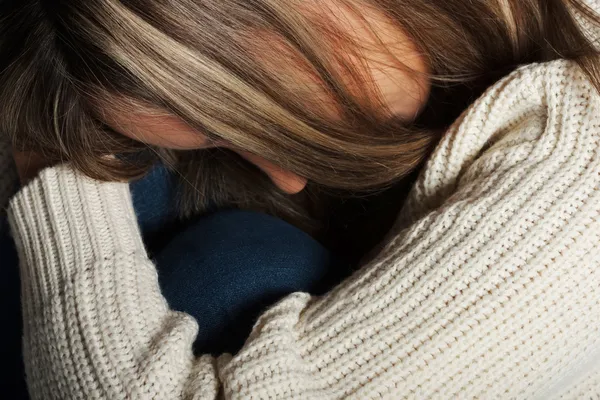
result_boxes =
[12,151,53,184]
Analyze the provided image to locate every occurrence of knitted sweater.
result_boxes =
[3,60,600,400]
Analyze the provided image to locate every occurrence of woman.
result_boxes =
[2,0,600,398]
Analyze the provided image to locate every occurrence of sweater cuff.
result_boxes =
[8,166,146,300]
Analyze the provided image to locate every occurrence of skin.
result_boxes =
[15,3,430,190]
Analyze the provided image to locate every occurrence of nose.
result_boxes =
[234,150,308,194]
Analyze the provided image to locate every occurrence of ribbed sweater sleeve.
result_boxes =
[8,61,600,399]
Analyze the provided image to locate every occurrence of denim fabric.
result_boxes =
[130,164,181,253]
[155,210,333,355]
[132,165,335,355]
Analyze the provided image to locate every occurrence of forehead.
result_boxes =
[248,0,430,120]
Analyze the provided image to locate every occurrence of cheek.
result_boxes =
[370,60,430,120]
[336,7,431,119]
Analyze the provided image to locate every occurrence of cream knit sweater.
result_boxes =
[3,60,600,399]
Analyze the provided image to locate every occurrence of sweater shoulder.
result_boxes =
[400,59,600,223]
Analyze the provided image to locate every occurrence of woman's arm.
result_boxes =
[9,166,221,399]
[10,60,600,399]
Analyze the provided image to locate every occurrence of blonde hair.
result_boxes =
[2,0,600,251]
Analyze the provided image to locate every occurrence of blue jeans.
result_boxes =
[154,210,335,354]
[132,165,339,354]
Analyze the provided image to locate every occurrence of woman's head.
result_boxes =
[101,0,431,195]
[2,0,600,233]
